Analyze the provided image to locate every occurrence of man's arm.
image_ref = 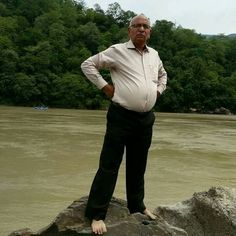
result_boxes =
[102,84,114,98]
[81,55,108,90]
[81,48,116,90]
[157,59,167,96]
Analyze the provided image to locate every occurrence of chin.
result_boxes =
[135,38,146,43]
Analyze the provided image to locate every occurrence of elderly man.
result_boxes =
[81,14,167,235]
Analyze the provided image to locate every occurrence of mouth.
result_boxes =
[136,34,145,38]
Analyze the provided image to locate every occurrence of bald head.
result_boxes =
[129,14,151,28]
[128,14,152,51]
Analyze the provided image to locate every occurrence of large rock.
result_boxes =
[154,186,236,236]
[214,107,231,115]
[9,187,236,236]
[9,197,186,236]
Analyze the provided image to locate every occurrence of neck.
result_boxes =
[134,42,145,52]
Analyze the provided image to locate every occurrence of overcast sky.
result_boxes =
[83,0,236,35]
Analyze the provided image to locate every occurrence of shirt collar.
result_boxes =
[126,40,149,52]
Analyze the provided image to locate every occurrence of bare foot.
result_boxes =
[91,219,107,235]
[143,209,157,220]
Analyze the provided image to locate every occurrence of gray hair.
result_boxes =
[129,14,151,27]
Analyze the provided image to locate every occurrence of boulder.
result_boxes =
[9,187,236,236]
[154,186,236,236]
[214,107,231,115]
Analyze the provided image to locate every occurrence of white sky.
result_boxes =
[83,0,236,35]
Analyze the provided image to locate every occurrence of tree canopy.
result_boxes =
[0,0,236,113]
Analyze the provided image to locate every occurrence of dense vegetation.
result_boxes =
[0,0,236,113]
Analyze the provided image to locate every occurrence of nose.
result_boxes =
[138,25,145,31]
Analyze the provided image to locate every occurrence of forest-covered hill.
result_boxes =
[0,0,236,113]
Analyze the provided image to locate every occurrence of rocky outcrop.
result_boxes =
[213,107,231,115]
[9,187,236,236]
[155,187,236,236]
[189,106,232,115]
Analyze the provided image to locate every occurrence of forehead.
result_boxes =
[131,16,150,25]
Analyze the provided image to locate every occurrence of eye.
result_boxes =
[131,24,151,29]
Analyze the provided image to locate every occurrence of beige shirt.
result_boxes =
[81,40,167,112]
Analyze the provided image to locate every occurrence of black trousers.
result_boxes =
[85,103,155,220]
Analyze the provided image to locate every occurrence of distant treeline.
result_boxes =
[0,0,236,113]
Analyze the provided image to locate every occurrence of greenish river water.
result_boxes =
[0,106,236,235]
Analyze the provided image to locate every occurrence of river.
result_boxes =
[0,106,236,235]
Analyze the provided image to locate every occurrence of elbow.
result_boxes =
[81,60,87,74]
[81,58,95,75]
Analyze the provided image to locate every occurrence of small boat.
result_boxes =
[33,106,48,110]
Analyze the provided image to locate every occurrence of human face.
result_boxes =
[128,16,151,47]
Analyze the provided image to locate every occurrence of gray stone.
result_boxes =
[214,107,231,115]
[154,186,236,236]
[9,187,236,236]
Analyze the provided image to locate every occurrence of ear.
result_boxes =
[128,27,131,36]
[147,28,152,39]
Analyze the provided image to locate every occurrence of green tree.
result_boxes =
[0,0,235,112]
[51,73,104,109]
[12,73,39,104]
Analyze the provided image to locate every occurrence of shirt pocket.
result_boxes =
[148,64,159,84]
